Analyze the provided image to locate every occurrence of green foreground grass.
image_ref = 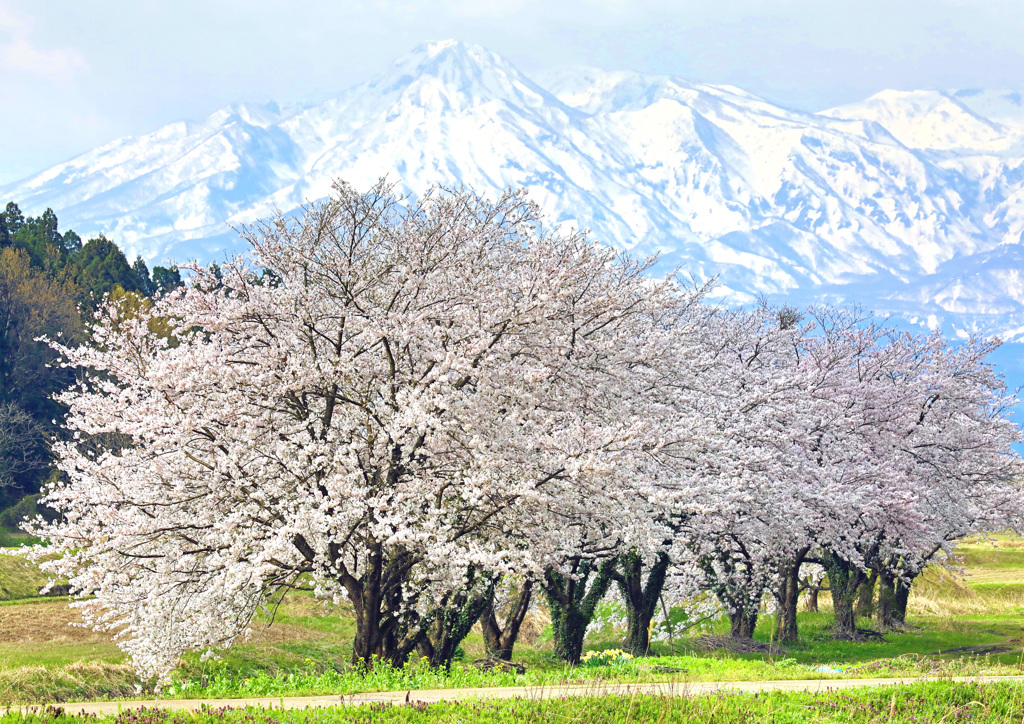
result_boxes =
[3,537,1024,706]
[12,682,1024,724]
[0,555,50,602]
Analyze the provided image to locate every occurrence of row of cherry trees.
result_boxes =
[28,182,1024,679]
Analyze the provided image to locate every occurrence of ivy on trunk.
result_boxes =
[609,550,670,657]
[876,572,913,630]
[417,569,497,670]
[855,569,878,618]
[823,551,867,638]
[542,558,615,664]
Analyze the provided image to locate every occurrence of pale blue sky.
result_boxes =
[2,0,1022,185]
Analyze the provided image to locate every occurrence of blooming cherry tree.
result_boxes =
[30,181,693,677]
[24,179,1024,676]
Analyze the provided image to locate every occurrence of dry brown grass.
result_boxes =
[909,587,1024,617]
[0,660,138,704]
[693,634,786,656]
[908,564,1024,617]
[961,568,1024,585]
[958,535,1024,550]
[0,596,331,649]
[0,601,111,646]
[518,609,551,647]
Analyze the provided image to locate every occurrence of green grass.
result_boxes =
[714,611,1022,666]
[3,537,1024,705]
[10,682,1024,723]
[0,551,50,601]
[958,547,1024,567]
[0,644,124,669]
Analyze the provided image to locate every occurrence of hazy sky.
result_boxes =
[2,0,1023,185]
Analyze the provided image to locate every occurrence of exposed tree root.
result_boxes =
[694,635,786,656]
[832,628,887,642]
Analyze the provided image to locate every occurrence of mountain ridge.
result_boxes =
[4,39,1024,342]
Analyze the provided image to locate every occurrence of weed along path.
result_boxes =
[34,675,1024,716]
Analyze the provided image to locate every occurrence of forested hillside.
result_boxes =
[0,202,180,517]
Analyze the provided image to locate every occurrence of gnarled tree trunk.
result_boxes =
[542,558,615,664]
[728,607,759,638]
[823,552,866,638]
[417,573,496,670]
[876,568,914,630]
[480,578,534,662]
[611,551,670,657]
[338,543,423,669]
[876,571,896,630]
[773,547,809,644]
[855,569,878,618]
[893,577,911,625]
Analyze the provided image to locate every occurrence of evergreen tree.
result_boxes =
[132,257,156,296]
[61,229,83,257]
[12,208,64,271]
[68,235,146,302]
[0,204,81,274]
[0,203,25,248]
[0,201,177,509]
[0,248,83,501]
[152,265,182,293]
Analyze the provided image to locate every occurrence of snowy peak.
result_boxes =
[3,41,1024,342]
[375,40,559,112]
[821,89,1007,151]
[273,40,578,181]
[537,65,778,118]
[538,66,685,114]
[203,101,302,129]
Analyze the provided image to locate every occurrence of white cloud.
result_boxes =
[0,3,85,81]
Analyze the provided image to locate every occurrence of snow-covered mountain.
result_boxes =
[5,40,1024,342]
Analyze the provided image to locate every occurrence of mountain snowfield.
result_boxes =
[5,40,1024,342]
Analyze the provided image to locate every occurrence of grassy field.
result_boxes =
[2,538,1024,705]
[9,681,1024,723]
[0,553,52,603]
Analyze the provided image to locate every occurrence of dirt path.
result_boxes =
[28,675,1024,717]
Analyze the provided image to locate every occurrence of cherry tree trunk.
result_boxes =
[854,570,878,618]
[551,603,589,663]
[347,544,387,667]
[417,583,495,671]
[823,553,866,638]
[351,596,384,666]
[728,608,759,638]
[774,547,809,644]
[806,587,819,612]
[543,559,615,664]
[876,572,896,630]
[350,590,421,667]
[893,578,911,625]
[876,573,913,630]
[341,543,421,669]
[613,551,670,657]
[480,579,534,662]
